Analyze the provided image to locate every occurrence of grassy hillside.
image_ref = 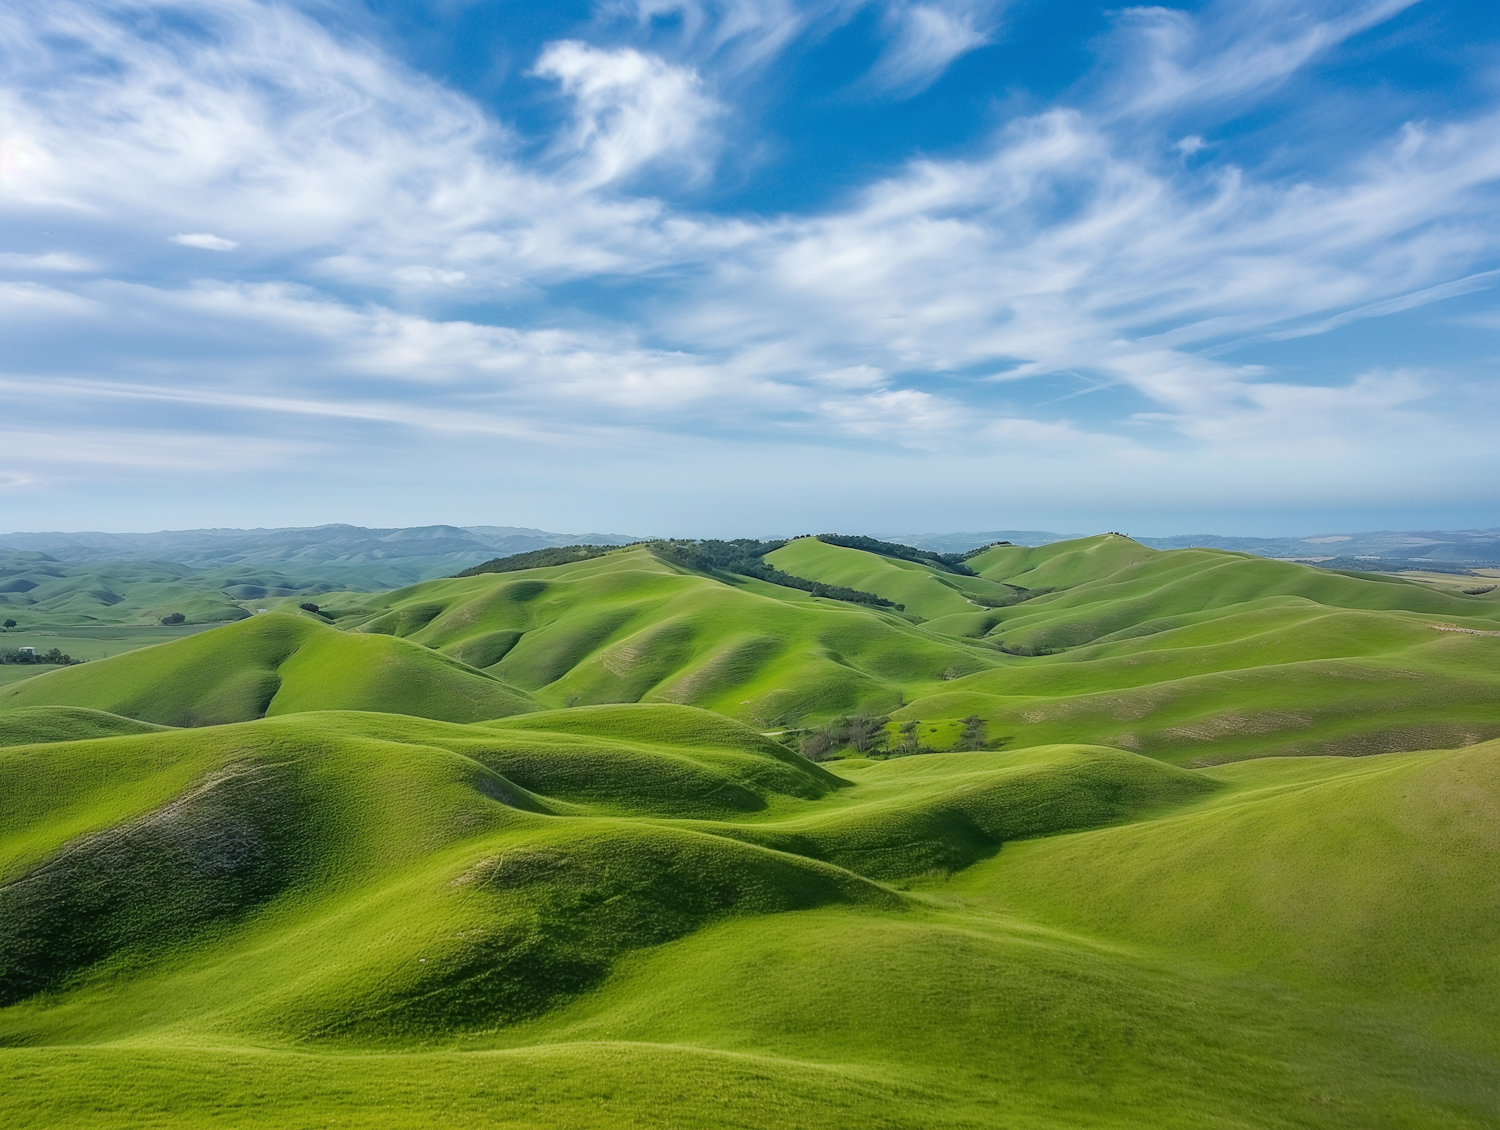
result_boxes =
[0,705,165,747]
[3,711,1499,1127]
[765,537,1021,620]
[0,552,335,628]
[7,535,1498,762]
[6,534,1500,1127]
[953,739,1500,1057]
[335,546,999,724]
[0,551,349,689]
[763,534,1500,760]
[0,612,537,725]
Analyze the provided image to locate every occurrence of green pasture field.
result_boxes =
[4,535,1500,1127]
[0,624,217,688]
[0,551,343,635]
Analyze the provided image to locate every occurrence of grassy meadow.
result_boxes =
[2,534,1499,1127]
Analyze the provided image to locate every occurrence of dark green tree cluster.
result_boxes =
[1,647,78,665]
[815,534,976,575]
[798,713,890,761]
[160,612,186,625]
[652,540,902,610]
[962,541,1013,558]
[455,545,618,577]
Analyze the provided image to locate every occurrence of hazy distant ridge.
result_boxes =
[0,524,642,587]
[3,524,1497,583]
[885,528,1500,566]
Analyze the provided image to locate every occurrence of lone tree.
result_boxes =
[953,714,987,751]
[160,612,186,625]
[898,719,922,755]
[1,619,14,631]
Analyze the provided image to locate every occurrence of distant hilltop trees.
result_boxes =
[456,545,618,576]
[815,534,980,575]
[650,539,904,610]
[452,538,908,611]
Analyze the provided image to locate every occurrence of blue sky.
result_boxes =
[1,0,1498,537]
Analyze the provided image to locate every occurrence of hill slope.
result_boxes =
[0,612,538,724]
[336,546,998,724]
[763,534,1500,760]
[7,536,1499,763]
[3,711,1499,1127]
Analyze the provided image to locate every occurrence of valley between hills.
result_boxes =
[3,533,1500,1128]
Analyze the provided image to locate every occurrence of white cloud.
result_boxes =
[606,1,1000,94]
[534,40,722,187]
[171,232,238,251]
[0,0,1495,523]
[1111,0,1421,117]
[0,251,97,271]
[604,0,818,74]
[0,281,99,316]
[866,2,998,94]
[0,421,304,470]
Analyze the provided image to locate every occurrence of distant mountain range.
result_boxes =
[884,529,1500,570]
[0,525,641,589]
[1,523,1496,587]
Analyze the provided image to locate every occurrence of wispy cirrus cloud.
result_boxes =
[533,40,723,187]
[863,1,1004,94]
[0,0,1496,531]
[1107,0,1423,117]
[599,0,1001,92]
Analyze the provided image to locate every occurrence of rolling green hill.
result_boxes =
[0,552,334,628]
[5,533,1500,1127]
[331,545,998,724]
[7,535,1498,762]
[0,611,538,725]
[3,708,1499,1127]
[754,535,1500,761]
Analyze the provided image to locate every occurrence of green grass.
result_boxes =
[10,537,1497,765]
[765,538,1021,619]
[340,546,998,723]
[6,536,1500,1127]
[0,612,537,725]
[945,740,1500,1058]
[0,552,329,629]
[0,705,165,747]
[0,625,218,689]
[4,713,1499,1126]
